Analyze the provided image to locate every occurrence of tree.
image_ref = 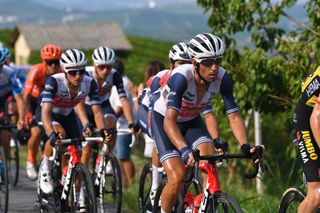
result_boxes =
[196,0,320,114]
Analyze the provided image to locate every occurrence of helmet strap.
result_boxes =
[195,63,209,86]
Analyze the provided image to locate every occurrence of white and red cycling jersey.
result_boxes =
[41,73,100,116]
[140,69,169,109]
[152,64,238,122]
[84,66,126,104]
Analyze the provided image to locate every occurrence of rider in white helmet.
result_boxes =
[38,49,108,210]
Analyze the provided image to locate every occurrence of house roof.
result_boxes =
[11,22,133,52]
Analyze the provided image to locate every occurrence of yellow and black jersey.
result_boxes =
[294,66,320,128]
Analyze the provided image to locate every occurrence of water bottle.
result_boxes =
[193,194,203,213]
[184,191,194,213]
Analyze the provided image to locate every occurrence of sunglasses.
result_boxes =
[45,59,60,66]
[67,69,86,76]
[199,57,222,67]
[97,64,112,70]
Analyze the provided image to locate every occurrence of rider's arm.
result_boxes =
[86,78,105,130]
[203,111,219,139]
[113,72,134,124]
[41,76,58,136]
[75,101,90,126]
[220,72,248,145]
[42,102,54,136]
[163,73,188,149]
[23,67,37,112]
[310,97,320,147]
[9,71,25,126]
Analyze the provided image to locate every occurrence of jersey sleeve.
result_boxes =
[87,79,101,105]
[113,71,127,98]
[41,77,58,103]
[23,66,38,95]
[220,72,238,114]
[166,73,188,112]
[150,77,161,94]
[9,71,22,96]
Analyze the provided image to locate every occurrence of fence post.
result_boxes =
[254,110,264,195]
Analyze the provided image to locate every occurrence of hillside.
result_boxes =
[0,28,172,84]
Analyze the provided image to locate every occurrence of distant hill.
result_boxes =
[1,0,307,43]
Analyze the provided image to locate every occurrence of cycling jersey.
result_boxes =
[0,65,22,98]
[85,66,126,104]
[152,64,238,122]
[40,73,100,116]
[294,66,320,182]
[24,63,62,98]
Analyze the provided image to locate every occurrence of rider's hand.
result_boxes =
[49,132,60,147]
[82,123,94,137]
[241,144,265,163]
[101,128,116,144]
[213,138,229,154]
[180,147,195,167]
[24,111,33,129]
[17,119,24,130]
[128,122,140,134]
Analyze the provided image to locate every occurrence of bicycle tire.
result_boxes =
[0,146,9,213]
[138,163,152,213]
[206,192,242,213]
[68,163,97,213]
[9,135,19,187]
[278,187,306,213]
[99,153,122,213]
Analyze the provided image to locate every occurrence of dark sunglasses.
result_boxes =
[199,58,222,67]
[67,69,86,76]
[45,59,60,66]
[97,64,112,70]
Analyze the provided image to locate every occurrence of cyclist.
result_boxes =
[135,43,192,205]
[38,49,108,211]
[0,48,25,158]
[23,44,63,180]
[150,33,261,213]
[110,58,136,188]
[82,46,136,167]
[293,66,320,213]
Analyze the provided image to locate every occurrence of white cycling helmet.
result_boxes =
[92,46,116,65]
[60,49,87,71]
[169,42,191,62]
[189,33,225,60]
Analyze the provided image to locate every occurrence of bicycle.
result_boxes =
[138,163,165,213]
[35,137,97,213]
[153,147,263,213]
[0,121,11,213]
[1,114,20,187]
[92,129,137,213]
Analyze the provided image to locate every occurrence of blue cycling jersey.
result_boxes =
[0,65,22,98]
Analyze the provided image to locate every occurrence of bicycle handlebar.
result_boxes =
[192,147,263,179]
[117,129,138,148]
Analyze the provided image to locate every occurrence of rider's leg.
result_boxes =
[27,125,42,165]
[161,157,186,213]
[104,115,117,148]
[298,182,320,213]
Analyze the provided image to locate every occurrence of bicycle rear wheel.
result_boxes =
[9,135,19,187]
[68,163,96,213]
[98,153,122,213]
[138,163,152,213]
[205,192,242,213]
[0,146,9,213]
[278,187,307,213]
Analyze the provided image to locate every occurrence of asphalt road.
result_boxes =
[8,169,129,213]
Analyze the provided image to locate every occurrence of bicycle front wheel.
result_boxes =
[207,192,242,213]
[98,153,122,213]
[68,163,96,213]
[0,146,9,213]
[138,163,152,213]
[278,187,306,213]
[9,135,19,187]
